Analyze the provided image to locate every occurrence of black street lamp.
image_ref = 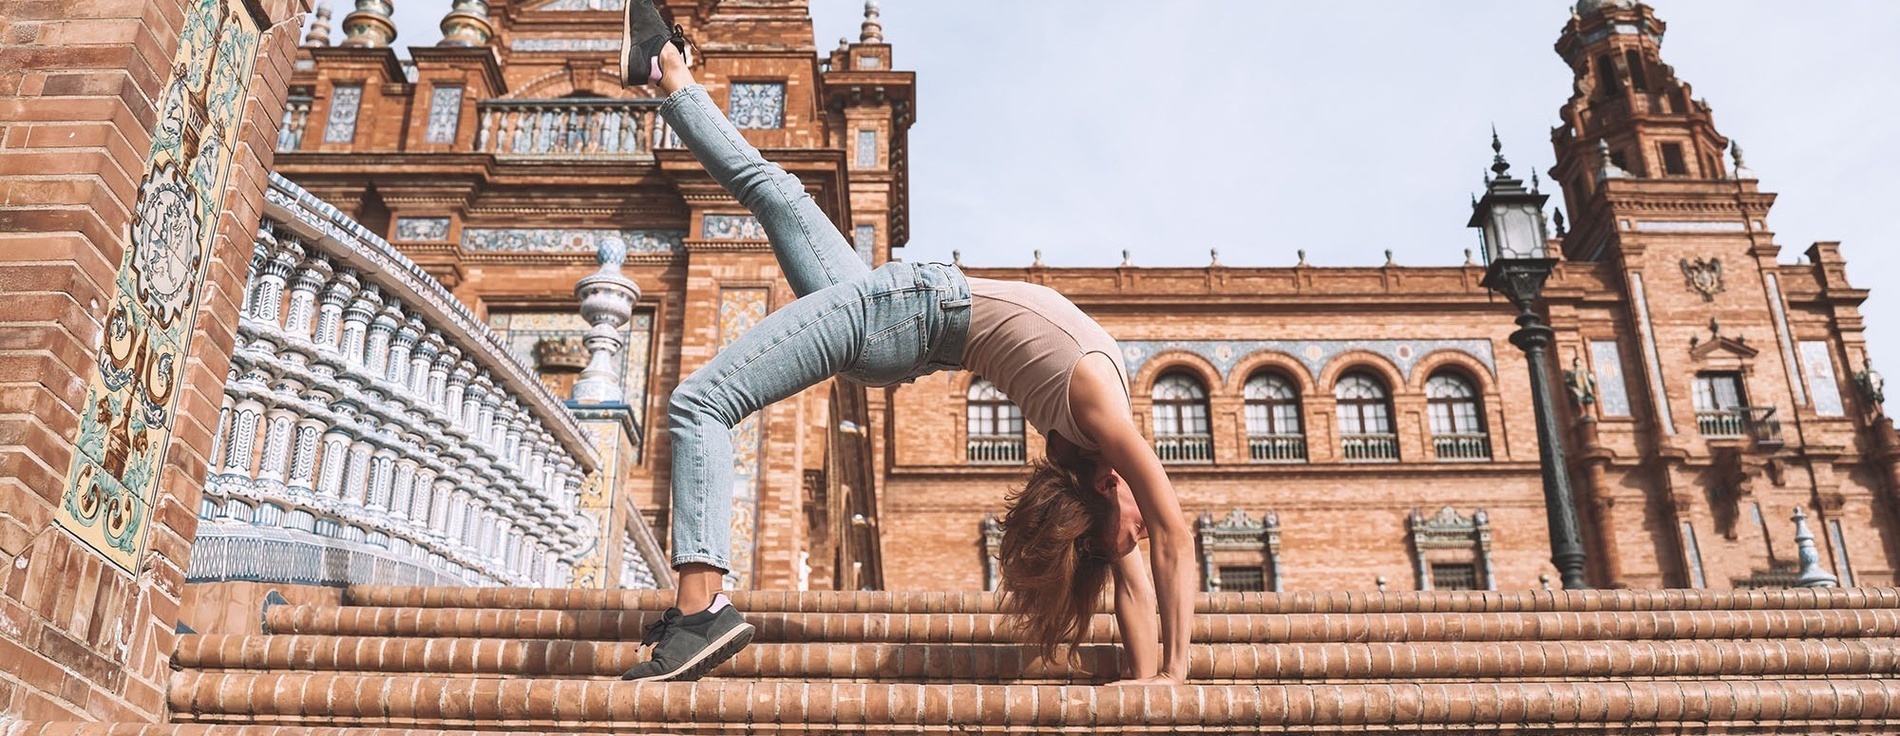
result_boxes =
[1469,133,1589,590]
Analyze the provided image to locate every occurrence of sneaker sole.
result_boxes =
[625,621,755,682]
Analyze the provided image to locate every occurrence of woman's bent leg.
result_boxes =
[668,278,869,572]
[660,84,870,297]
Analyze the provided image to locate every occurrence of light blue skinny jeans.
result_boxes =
[660,85,971,572]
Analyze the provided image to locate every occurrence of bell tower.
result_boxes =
[1549,0,1744,259]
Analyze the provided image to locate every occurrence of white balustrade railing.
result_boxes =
[278,95,312,152]
[191,173,602,589]
[477,98,668,159]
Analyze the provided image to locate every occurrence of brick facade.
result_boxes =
[0,0,306,719]
[269,0,1897,598]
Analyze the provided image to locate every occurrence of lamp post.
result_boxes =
[1469,133,1589,589]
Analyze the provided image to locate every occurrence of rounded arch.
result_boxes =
[1407,349,1498,394]
[1225,350,1317,396]
[1130,350,1222,399]
[1315,350,1405,393]
[500,67,658,101]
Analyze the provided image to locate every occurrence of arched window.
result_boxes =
[1151,372,1212,463]
[966,378,1025,464]
[1243,371,1305,463]
[1426,371,1491,461]
[1335,372,1397,462]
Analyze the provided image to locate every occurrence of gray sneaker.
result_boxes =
[621,596,755,681]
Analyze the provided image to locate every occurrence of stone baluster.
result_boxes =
[503,403,526,468]
[446,490,471,545]
[367,445,398,512]
[428,476,455,540]
[477,389,501,451]
[460,375,490,433]
[388,314,422,387]
[256,390,303,498]
[389,458,418,521]
[341,421,377,506]
[314,396,356,503]
[406,465,435,525]
[339,284,383,368]
[408,333,443,398]
[314,270,360,354]
[284,255,333,340]
[429,345,458,415]
[222,394,267,492]
[251,235,302,325]
[205,392,237,504]
[527,437,550,498]
[476,108,492,151]
[287,410,326,502]
[366,300,401,379]
[241,229,271,321]
[446,361,474,429]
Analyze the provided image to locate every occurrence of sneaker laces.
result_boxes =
[670,24,700,66]
[640,609,681,648]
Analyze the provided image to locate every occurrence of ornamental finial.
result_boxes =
[860,0,884,43]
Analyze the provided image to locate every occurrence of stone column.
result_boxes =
[339,285,383,369]
[388,314,423,387]
[251,235,303,325]
[366,301,402,378]
[285,256,334,339]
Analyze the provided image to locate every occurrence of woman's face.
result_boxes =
[1095,467,1144,558]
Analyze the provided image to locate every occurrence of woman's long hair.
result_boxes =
[995,456,1114,662]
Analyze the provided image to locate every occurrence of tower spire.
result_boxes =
[340,0,397,48]
[860,0,884,43]
[439,0,495,47]
[303,1,334,47]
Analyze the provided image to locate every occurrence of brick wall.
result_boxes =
[0,0,304,719]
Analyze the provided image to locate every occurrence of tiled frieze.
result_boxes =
[395,217,451,242]
[702,214,767,241]
[462,228,683,254]
[1800,341,1846,417]
[1589,340,1632,417]
[56,0,260,571]
[1120,339,1497,384]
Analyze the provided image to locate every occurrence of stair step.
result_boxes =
[0,727,556,736]
[173,635,1900,682]
[344,585,1900,614]
[263,605,1900,643]
[167,673,1900,732]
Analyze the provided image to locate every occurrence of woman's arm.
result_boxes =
[1109,548,1160,681]
[1070,353,1195,682]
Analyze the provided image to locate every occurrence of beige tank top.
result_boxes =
[961,277,1130,452]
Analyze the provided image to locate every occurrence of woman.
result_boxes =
[618,1,1194,685]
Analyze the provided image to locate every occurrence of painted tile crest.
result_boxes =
[60,0,261,572]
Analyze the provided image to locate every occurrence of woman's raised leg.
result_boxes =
[655,44,870,297]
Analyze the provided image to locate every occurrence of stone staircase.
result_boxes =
[11,587,1900,734]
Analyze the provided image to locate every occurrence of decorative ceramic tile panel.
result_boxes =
[58,0,260,572]
[729,83,785,130]
[487,310,653,411]
[854,224,875,267]
[702,214,766,241]
[1589,340,1631,417]
[323,84,362,143]
[1800,341,1845,416]
[394,217,450,242]
[462,228,682,254]
[509,38,619,52]
[1120,339,1496,385]
[855,129,877,167]
[424,86,463,143]
[717,288,770,589]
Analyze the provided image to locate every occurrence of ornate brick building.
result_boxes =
[273,0,1896,597]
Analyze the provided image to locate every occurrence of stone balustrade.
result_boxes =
[476,98,668,159]
[190,174,602,589]
[276,94,311,152]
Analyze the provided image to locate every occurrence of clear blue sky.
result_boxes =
[377,0,1900,374]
